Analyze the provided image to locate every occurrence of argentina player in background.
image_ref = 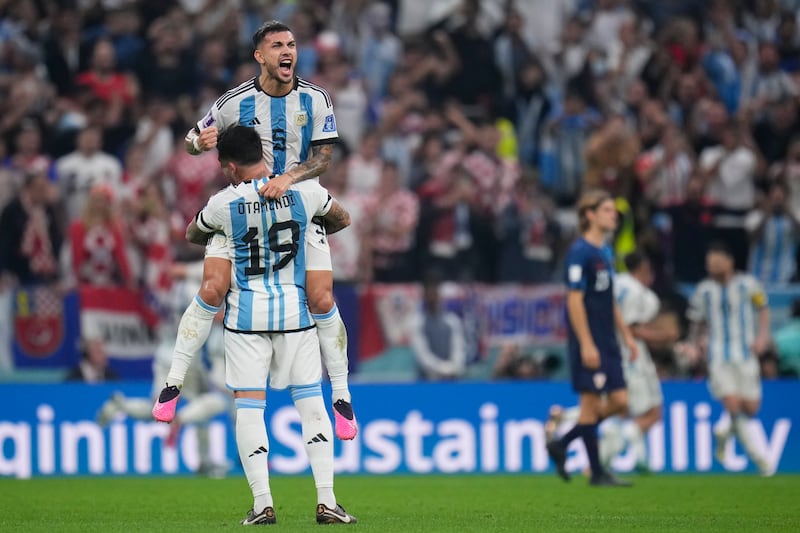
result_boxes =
[687,241,775,476]
[546,189,638,487]
[157,21,357,440]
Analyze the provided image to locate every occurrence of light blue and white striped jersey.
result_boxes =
[615,272,660,365]
[746,211,798,284]
[687,273,768,363]
[196,178,332,333]
[197,76,338,175]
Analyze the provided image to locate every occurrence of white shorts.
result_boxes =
[708,358,762,401]
[205,228,331,271]
[223,328,322,391]
[205,232,230,260]
[305,219,332,271]
[624,355,663,417]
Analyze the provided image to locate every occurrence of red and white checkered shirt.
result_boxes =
[371,188,419,254]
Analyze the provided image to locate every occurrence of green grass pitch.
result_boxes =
[1,474,798,532]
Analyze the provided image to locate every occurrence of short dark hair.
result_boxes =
[624,250,648,273]
[707,240,733,257]
[252,20,292,49]
[217,126,263,166]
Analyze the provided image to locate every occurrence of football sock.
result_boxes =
[599,417,626,467]
[580,424,604,477]
[558,424,583,448]
[176,393,229,424]
[732,414,765,464]
[292,388,336,509]
[118,397,155,420]
[623,420,647,466]
[234,398,273,512]
[312,305,351,403]
[166,296,219,387]
[714,411,732,439]
[561,406,581,427]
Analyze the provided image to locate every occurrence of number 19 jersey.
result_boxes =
[196,178,332,333]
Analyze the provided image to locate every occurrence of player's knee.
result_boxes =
[198,282,226,308]
[307,287,335,315]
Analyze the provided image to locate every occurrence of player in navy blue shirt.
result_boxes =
[547,189,638,487]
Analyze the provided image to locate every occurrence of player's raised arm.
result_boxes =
[185,125,220,155]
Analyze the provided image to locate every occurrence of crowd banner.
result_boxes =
[356,284,568,362]
[0,381,796,478]
[12,286,80,369]
[78,286,159,360]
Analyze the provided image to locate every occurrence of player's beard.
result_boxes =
[268,61,294,86]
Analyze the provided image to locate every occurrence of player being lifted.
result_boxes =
[546,189,638,487]
[153,20,357,440]
[188,126,356,524]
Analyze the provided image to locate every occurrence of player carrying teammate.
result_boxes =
[153,20,357,440]
[187,125,356,525]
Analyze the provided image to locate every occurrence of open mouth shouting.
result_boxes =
[278,57,293,78]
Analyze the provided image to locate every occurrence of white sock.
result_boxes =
[292,387,335,508]
[166,296,219,387]
[714,411,732,439]
[119,397,155,420]
[235,398,273,511]
[622,420,646,465]
[732,414,766,465]
[311,305,351,403]
[599,417,625,467]
[176,392,230,424]
[561,406,580,428]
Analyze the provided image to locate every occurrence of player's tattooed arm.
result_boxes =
[319,200,351,235]
[259,143,333,199]
[185,221,211,246]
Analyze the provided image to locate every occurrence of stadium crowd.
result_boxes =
[1,0,800,380]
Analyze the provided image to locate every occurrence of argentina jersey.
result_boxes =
[197,77,338,176]
[748,213,798,284]
[688,273,768,364]
[615,272,660,364]
[196,178,333,333]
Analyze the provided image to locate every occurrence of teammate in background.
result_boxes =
[599,251,677,472]
[687,241,775,476]
[546,189,638,487]
[97,261,231,477]
[186,126,355,525]
[155,20,357,440]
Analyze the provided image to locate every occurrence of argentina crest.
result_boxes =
[294,110,308,126]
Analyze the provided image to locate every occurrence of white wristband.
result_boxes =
[192,136,201,153]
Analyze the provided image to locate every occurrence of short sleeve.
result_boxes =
[687,285,706,322]
[311,89,339,145]
[196,101,221,132]
[566,247,587,291]
[195,191,228,233]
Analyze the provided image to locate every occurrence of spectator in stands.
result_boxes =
[65,337,118,383]
[371,161,419,282]
[324,161,375,284]
[56,125,123,223]
[42,6,82,97]
[0,168,61,286]
[75,37,139,108]
[6,120,53,181]
[346,130,383,194]
[700,122,758,270]
[67,183,133,289]
[746,180,800,284]
[667,173,716,283]
[496,180,563,283]
[409,273,467,381]
[752,96,800,165]
[774,298,800,377]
